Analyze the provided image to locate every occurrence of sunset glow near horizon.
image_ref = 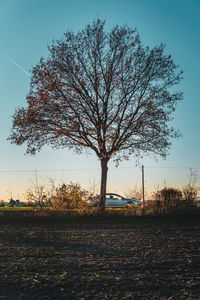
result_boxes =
[0,0,199,201]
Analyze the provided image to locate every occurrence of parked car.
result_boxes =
[88,193,141,208]
[196,201,200,207]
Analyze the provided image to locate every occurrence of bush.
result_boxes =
[182,168,199,206]
[0,200,5,207]
[153,187,183,212]
[182,185,198,206]
[52,182,89,209]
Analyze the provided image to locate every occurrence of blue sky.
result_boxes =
[0,0,199,200]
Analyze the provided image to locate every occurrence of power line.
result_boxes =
[0,168,99,173]
[0,166,199,173]
[144,166,200,169]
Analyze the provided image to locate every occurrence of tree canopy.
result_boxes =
[9,19,183,209]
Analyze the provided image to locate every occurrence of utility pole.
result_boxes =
[142,165,145,205]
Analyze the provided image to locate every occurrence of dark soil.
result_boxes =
[0,216,199,299]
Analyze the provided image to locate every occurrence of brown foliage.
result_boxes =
[52,182,89,209]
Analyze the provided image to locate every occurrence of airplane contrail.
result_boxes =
[0,49,31,77]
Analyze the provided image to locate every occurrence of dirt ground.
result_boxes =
[0,216,199,299]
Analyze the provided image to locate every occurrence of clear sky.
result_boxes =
[0,0,200,200]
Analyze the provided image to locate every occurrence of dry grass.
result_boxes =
[0,206,200,223]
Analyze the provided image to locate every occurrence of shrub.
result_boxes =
[182,185,198,206]
[125,185,143,201]
[153,187,183,212]
[0,200,5,207]
[52,182,89,209]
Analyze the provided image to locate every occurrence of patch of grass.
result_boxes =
[0,207,34,211]
[0,206,199,226]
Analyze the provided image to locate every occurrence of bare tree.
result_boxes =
[183,168,199,203]
[9,19,183,211]
[26,173,47,207]
[125,184,143,201]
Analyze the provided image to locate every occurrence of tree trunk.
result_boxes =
[98,158,109,214]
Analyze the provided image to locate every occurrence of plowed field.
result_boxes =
[0,216,199,299]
